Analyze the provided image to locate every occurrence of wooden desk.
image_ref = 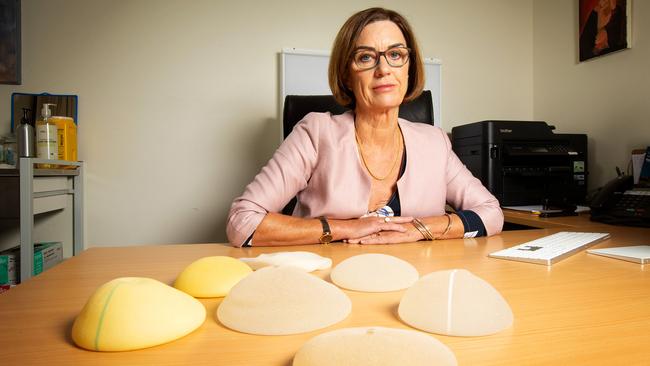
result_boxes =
[1,227,649,365]
[502,208,601,229]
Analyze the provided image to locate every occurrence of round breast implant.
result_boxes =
[398,269,513,336]
[217,266,351,335]
[293,326,457,366]
[330,253,419,292]
[174,256,252,298]
[239,251,332,272]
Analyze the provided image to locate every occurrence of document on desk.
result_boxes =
[503,205,591,214]
[587,245,650,264]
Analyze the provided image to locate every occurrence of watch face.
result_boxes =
[320,234,333,244]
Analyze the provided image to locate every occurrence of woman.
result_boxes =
[227,7,503,247]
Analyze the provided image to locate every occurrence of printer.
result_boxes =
[451,120,587,206]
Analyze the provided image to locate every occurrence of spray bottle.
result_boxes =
[36,103,58,168]
[17,108,36,158]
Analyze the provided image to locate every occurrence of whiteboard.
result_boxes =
[281,48,442,127]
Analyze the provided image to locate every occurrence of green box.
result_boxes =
[0,254,17,285]
[33,242,63,275]
[0,242,63,285]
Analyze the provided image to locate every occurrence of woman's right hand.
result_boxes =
[331,216,413,242]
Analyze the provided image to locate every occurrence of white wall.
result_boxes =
[533,0,650,189]
[0,0,533,246]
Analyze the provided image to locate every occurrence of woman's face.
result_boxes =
[347,20,409,114]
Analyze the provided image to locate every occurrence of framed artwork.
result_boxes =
[0,0,21,84]
[579,0,631,62]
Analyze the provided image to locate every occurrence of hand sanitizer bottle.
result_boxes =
[36,103,58,168]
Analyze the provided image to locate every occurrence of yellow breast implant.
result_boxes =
[174,256,252,298]
[72,277,206,352]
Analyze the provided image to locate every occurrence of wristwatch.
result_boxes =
[318,216,333,244]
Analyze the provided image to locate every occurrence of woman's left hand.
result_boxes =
[346,223,424,245]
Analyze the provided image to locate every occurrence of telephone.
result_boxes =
[590,175,650,227]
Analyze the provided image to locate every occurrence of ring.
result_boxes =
[384,217,391,223]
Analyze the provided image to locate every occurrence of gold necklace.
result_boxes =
[355,126,402,181]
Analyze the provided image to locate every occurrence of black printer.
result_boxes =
[451,120,587,206]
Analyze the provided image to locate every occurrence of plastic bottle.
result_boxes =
[36,103,58,168]
[17,108,36,158]
[52,115,77,168]
[4,135,17,167]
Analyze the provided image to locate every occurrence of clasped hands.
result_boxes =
[342,216,425,245]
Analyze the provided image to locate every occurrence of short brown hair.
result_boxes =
[329,8,425,107]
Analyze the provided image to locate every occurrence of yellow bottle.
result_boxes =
[36,103,58,169]
[52,116,77,168]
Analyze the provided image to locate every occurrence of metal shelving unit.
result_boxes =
[18,158,84,281]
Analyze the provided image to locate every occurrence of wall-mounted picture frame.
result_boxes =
[579,0,631,62]
[0,0,21,84]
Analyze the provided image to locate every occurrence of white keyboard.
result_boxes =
[489,232,611,265]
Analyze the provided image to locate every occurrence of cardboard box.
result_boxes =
[0,242,63,285]
[0,254,17,285]
[33,242,63,274]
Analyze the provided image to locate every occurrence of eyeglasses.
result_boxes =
[352,46,411,71]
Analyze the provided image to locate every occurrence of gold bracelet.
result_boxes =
[411,219,426,240]
[437,213,453,239]
[412,220,432,240]
[412,218,434,240]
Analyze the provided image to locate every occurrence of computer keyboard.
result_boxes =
[489,231,611,265]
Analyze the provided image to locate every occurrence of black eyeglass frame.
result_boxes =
[351,46,412,71]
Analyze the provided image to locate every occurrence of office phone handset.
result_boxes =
[590,175,650,227]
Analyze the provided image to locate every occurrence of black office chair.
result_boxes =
[283,90,434,138]
[281,90,435,214]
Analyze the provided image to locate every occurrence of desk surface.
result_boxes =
[1,218,649,365]
[502,209,598,229]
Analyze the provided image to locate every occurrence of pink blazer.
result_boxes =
[227,111,503,246]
